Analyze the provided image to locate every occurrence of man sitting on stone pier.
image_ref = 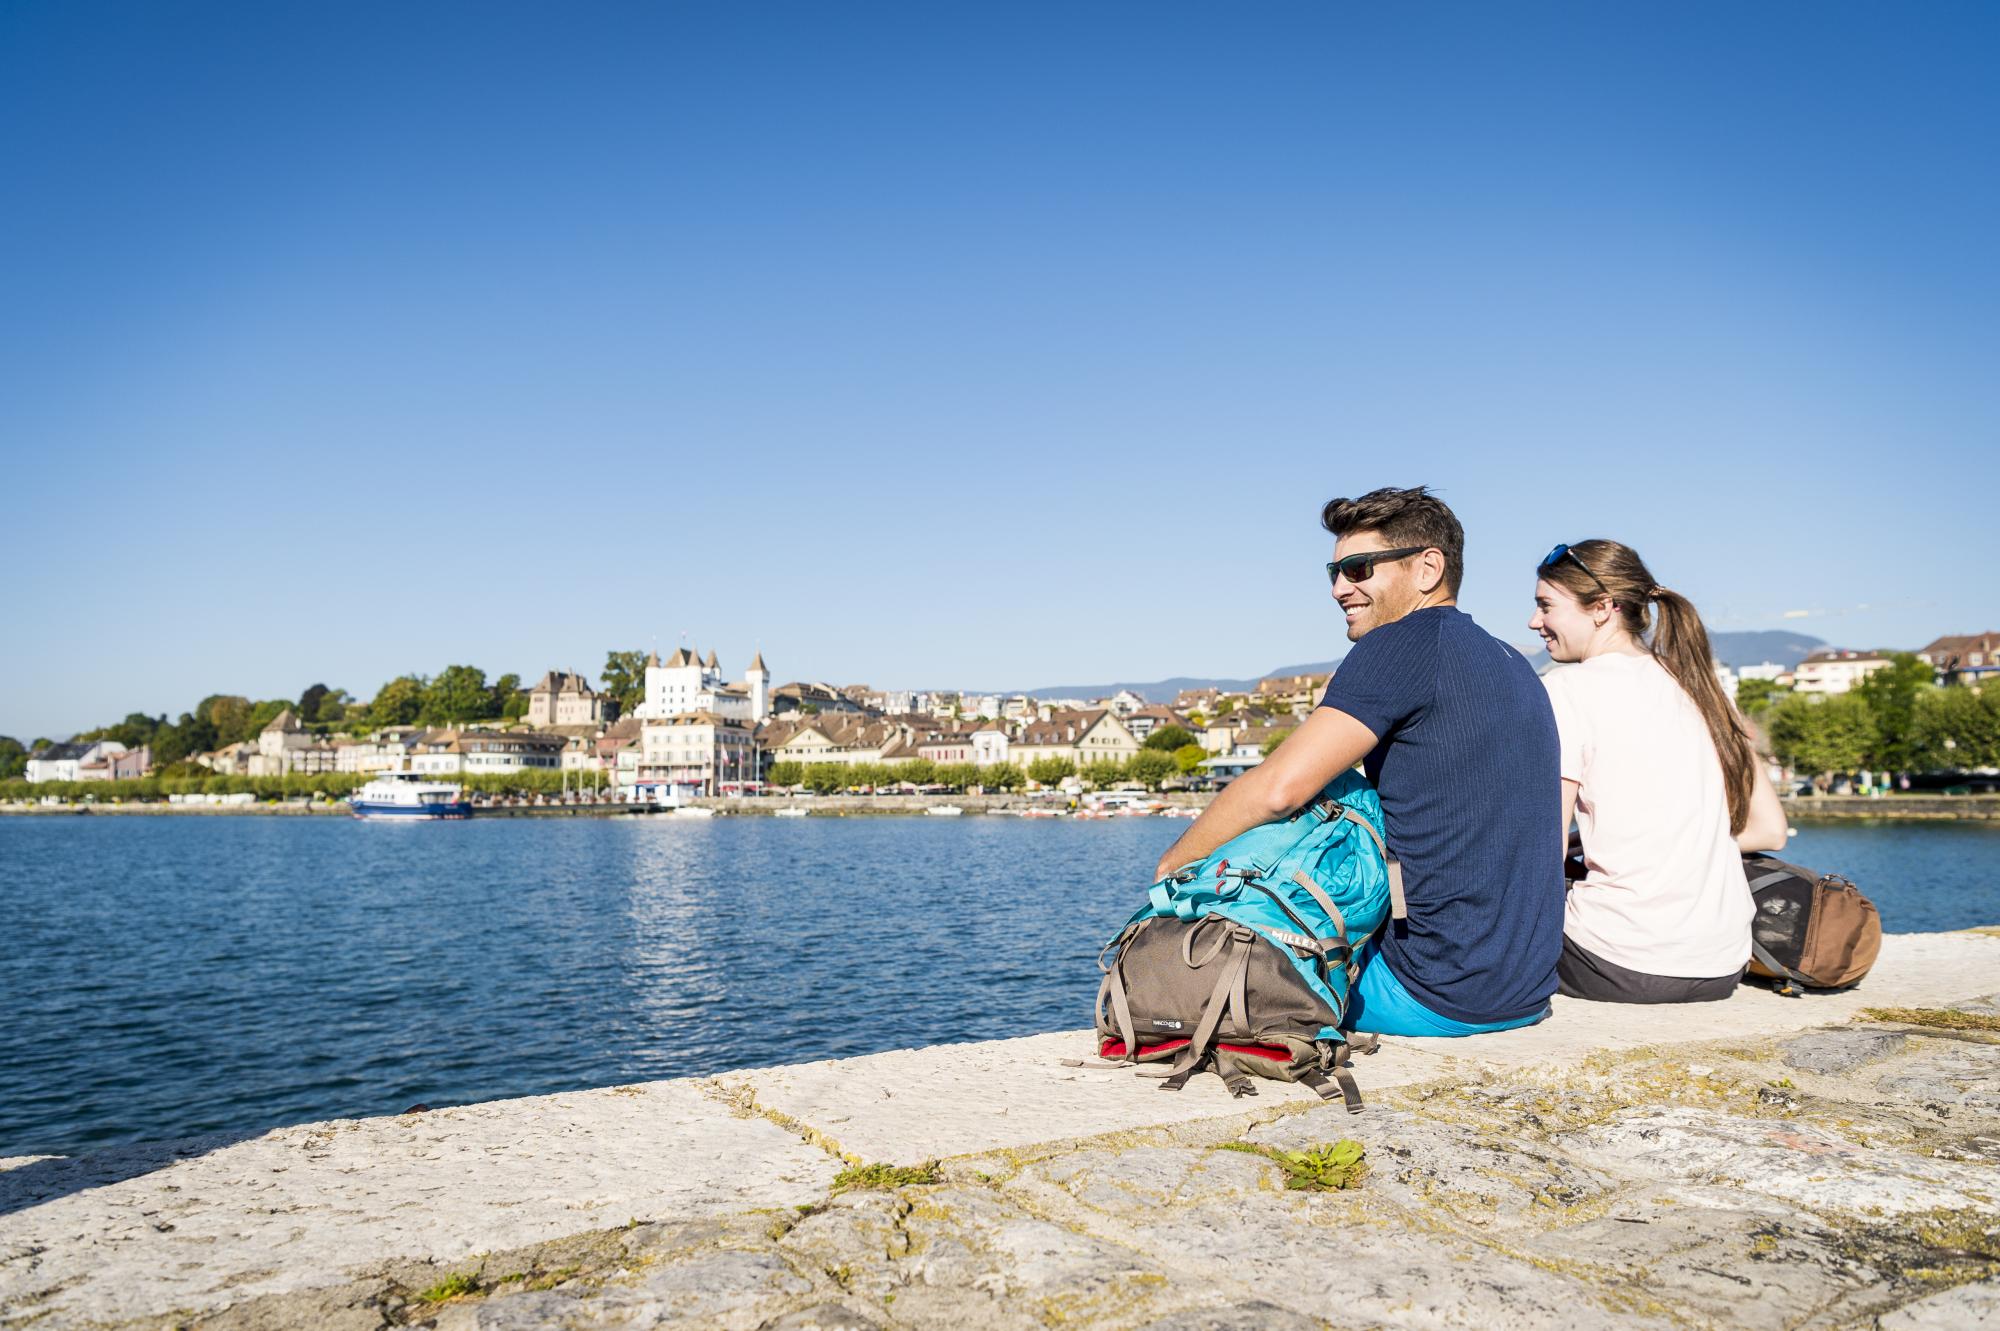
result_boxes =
[1154,485,1564,1036]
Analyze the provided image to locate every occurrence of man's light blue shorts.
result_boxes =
[1343,941,1551,1038]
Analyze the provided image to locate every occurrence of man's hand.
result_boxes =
[1151,707,1378,880]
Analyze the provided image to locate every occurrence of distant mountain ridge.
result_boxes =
[1000,631,1827,705]
[1005,660,1343,705]
[1703,630,1828,669]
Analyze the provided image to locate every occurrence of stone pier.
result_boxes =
[9,931,2000,1329]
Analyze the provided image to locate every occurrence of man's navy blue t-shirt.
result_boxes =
[1318,606,1562,1024]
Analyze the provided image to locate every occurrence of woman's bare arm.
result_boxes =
[1736,768,1789,852]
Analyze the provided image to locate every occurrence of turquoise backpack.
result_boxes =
[1093,770,1404,1107]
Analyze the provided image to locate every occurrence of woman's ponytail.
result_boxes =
[1647,587,1756,834]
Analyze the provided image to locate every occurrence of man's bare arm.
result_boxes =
[1151,707,1379,881]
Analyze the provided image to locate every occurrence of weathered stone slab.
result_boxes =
[0,1080,837,1327]
[1879,1277,2000,1328]
[1877,1044,2000,1115]
[1562,1105,2000,1216]
[713,1030,1458,1165]
[1509,1191,1870,1331]
[1247,1102,1618,1228]
[1783,1028,1908,1074]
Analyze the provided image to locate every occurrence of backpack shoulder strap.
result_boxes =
[1339,808,1406,920]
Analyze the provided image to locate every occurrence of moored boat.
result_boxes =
[350,771,472,820]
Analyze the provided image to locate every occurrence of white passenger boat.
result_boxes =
[350,771,472,821]
[925,804,964,816]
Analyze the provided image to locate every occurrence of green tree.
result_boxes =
[489,673,526,722]
[369,676,425,728]
[1081,758,1127,790]
[1127,750,1176,790]
[298,683,331,724]
[1142,725,1195,753]
[983,763,1026,791]
[1912,687,2000,772]
[1026,756,1076,787]
[1854,653,1939,771]
[1173,742,1207,774]
[199,695,256,746]
[803,762,847,795]
[149,712,216,767]
[600,651,647,717]
[1261,727,1293,756]
[900,757,936,786]
[247,699,291,735]
[317,693,348,725]
[934,762,982,791]
[1734,678,1787,717]
[1767,694,1877,789]
[0,737,25,780]
[767,761,804,789]
[77,712,163,748]
[421,665,491,725]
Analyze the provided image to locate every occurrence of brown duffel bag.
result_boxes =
[1742,853,1882,995]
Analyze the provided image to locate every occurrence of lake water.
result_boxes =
[2,813,1996,1159]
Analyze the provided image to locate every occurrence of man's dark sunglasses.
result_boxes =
[1326,546,1427,586]
[1540,542,1612,599]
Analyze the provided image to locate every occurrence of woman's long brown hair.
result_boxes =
[1540,539,1756,834]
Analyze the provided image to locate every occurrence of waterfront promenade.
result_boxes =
[7,793,2000,820]
[6,930,2000,1329]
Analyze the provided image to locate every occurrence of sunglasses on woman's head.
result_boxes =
[1540,543,1612,600]
[1325,546,1427,586]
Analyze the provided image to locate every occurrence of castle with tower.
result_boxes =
[632,647,770,722]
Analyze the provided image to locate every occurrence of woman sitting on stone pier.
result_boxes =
[1530,539,1790,1004]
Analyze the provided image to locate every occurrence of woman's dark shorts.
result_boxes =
[1557,936,1743,1004]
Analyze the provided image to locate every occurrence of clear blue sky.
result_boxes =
[3,2,1994,739]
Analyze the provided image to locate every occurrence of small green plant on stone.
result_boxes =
[1275,1140,1366,1190]
[831,1160,941,1192]
[416,1270,481,1303]
[1214,1139,1366,1190]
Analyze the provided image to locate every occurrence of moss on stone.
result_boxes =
[414,1269,482,1303]
[831,1161,941,1193]
[1862,1007,2000,1033]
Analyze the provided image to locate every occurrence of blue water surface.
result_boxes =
[0,814,1994,1158]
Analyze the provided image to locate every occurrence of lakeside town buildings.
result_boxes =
[22,630,2000,788]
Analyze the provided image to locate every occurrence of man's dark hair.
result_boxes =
[1320,485,1465,596]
